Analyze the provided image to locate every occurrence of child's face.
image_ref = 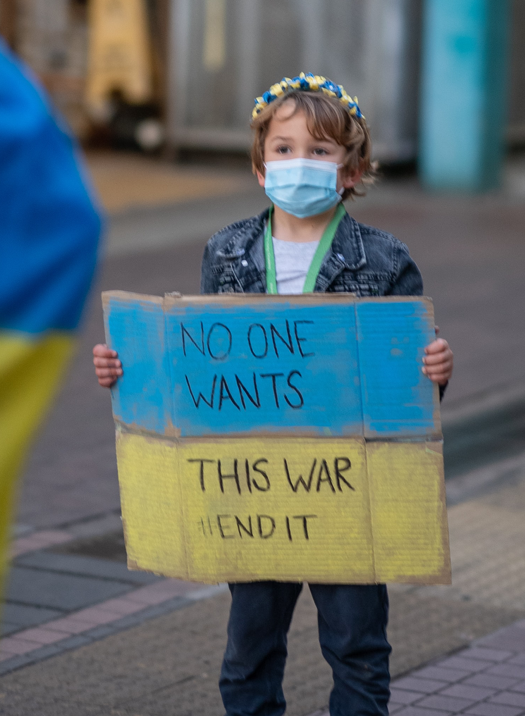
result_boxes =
[256,101,361,196]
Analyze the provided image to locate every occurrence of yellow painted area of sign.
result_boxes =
[116,431,186,577]
[116,431,450,584]
[367,441,450,583]
[178,437,374,583]
[86,0,153,118]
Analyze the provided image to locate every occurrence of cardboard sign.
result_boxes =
[104,291,451,584]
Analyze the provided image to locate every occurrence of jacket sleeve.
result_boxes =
[388,242,449,400]
[200,239,216,294]
[387,243,424,297]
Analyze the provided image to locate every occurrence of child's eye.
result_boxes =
[276,145,291,154]
[312,148,329,156]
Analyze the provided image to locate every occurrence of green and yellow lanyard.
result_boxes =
[263,203,346,294]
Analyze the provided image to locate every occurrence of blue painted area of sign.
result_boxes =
[105,297,171,434]
[356,300,437,436]
[166,302,362,436]
[104,293,440,438]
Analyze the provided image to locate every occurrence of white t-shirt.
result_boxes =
[272,237,320,295]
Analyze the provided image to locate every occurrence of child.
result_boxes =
[93,73,453,716]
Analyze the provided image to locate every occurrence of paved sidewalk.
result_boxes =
[1,513,225,670]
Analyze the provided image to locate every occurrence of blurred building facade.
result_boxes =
[0,0,524,160]
[13,0,89,137]
[167,0,422,162]
[0,0,168,143]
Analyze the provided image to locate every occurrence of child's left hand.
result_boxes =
[423,330,453,385]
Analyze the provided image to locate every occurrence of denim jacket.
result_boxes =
[201,207,423,297]
[200,207,448,398]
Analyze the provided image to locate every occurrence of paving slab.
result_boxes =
[1,604,62,630]
[415,665,472,683]
[390,689,424,705]
[393,676,450,694]
[465,704,524,716]
[462,648,514,662]
[417,694,479,711]
[6,566,133,611]
[15,552,161,585]
[489,692,525,708]
[465,674,523,691]
[510,655,525,666]
[440,684,497,701]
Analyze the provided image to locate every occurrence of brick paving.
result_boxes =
[392,636,525,716]
[309,632,525,716]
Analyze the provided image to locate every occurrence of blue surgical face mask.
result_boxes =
[264,158,344,218]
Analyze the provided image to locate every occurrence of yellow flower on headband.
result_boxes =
[270,83,285,97]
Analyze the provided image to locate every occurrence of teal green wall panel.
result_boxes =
[420,0,511,191]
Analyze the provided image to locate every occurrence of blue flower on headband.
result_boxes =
[252,72,364,120]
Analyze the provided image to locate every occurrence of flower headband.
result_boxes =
[252,72,364,120]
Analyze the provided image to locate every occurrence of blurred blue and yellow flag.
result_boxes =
[0,42,102,591]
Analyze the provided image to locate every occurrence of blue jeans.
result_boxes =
[219,582,391,716]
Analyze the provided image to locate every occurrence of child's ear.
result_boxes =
[341,167,363,190]
[256,169,265,188]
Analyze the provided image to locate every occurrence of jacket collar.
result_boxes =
[216,207,367,292]
[216,209,267,267]
[315,211,366,291]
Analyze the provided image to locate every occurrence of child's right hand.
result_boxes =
[93,343,122,388]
